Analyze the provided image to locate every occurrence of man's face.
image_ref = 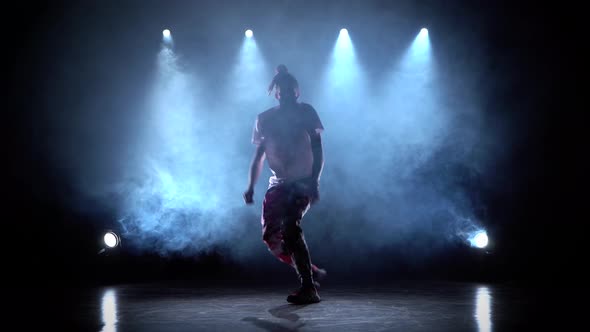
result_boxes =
[277,87,296,101]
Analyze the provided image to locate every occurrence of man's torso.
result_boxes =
[253,103,323,187]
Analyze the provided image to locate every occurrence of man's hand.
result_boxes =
[246,145,265,205]
[243,188,254,205]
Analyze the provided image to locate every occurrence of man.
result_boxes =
[244,72,325,304]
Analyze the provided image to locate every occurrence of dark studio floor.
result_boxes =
[32,279,575,332]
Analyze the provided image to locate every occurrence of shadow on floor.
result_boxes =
[242,303,310,331]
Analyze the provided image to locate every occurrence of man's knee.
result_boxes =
[262,231,271,244]
[281,218,302,243]
[262,227,279,246]
[262,219,281,241]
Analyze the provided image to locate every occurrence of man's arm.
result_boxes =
[309,132,324,203]
[244,144,266,204]
[310,132,324,183]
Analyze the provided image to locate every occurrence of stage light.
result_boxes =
[470,231,489,249]
[339,28,348,37]
[163,29,171,38]
[104,231,120,248]
[420,28,428,36]
[245,29,253,38]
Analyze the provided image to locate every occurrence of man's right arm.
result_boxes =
[244,144,265,204]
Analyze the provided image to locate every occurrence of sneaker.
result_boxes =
[287,286,321,304]
[312,265,327,281]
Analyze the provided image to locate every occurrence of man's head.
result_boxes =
[276,64,288,74]
[277,86,297,105]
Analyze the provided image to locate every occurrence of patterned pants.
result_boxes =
[261,181,313,275]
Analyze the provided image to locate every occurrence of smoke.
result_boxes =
[299,29,490,268]
[109,45,267,255]
[42,3,504,267]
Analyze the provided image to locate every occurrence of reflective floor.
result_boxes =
[39,281,565,331]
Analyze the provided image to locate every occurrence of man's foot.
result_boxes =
[312,265,327,281]
[286,286,321,304]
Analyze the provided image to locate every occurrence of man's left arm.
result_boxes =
[310,132,324,184]
[308,130,323,204]
[305,103,325,204]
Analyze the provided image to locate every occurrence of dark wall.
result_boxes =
[7,1,583,286]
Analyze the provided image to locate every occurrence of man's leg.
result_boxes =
[262,186,295,267]
[281,188,320,304]
[282,217,313,285]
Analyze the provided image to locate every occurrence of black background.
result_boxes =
[5,0,584,288]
